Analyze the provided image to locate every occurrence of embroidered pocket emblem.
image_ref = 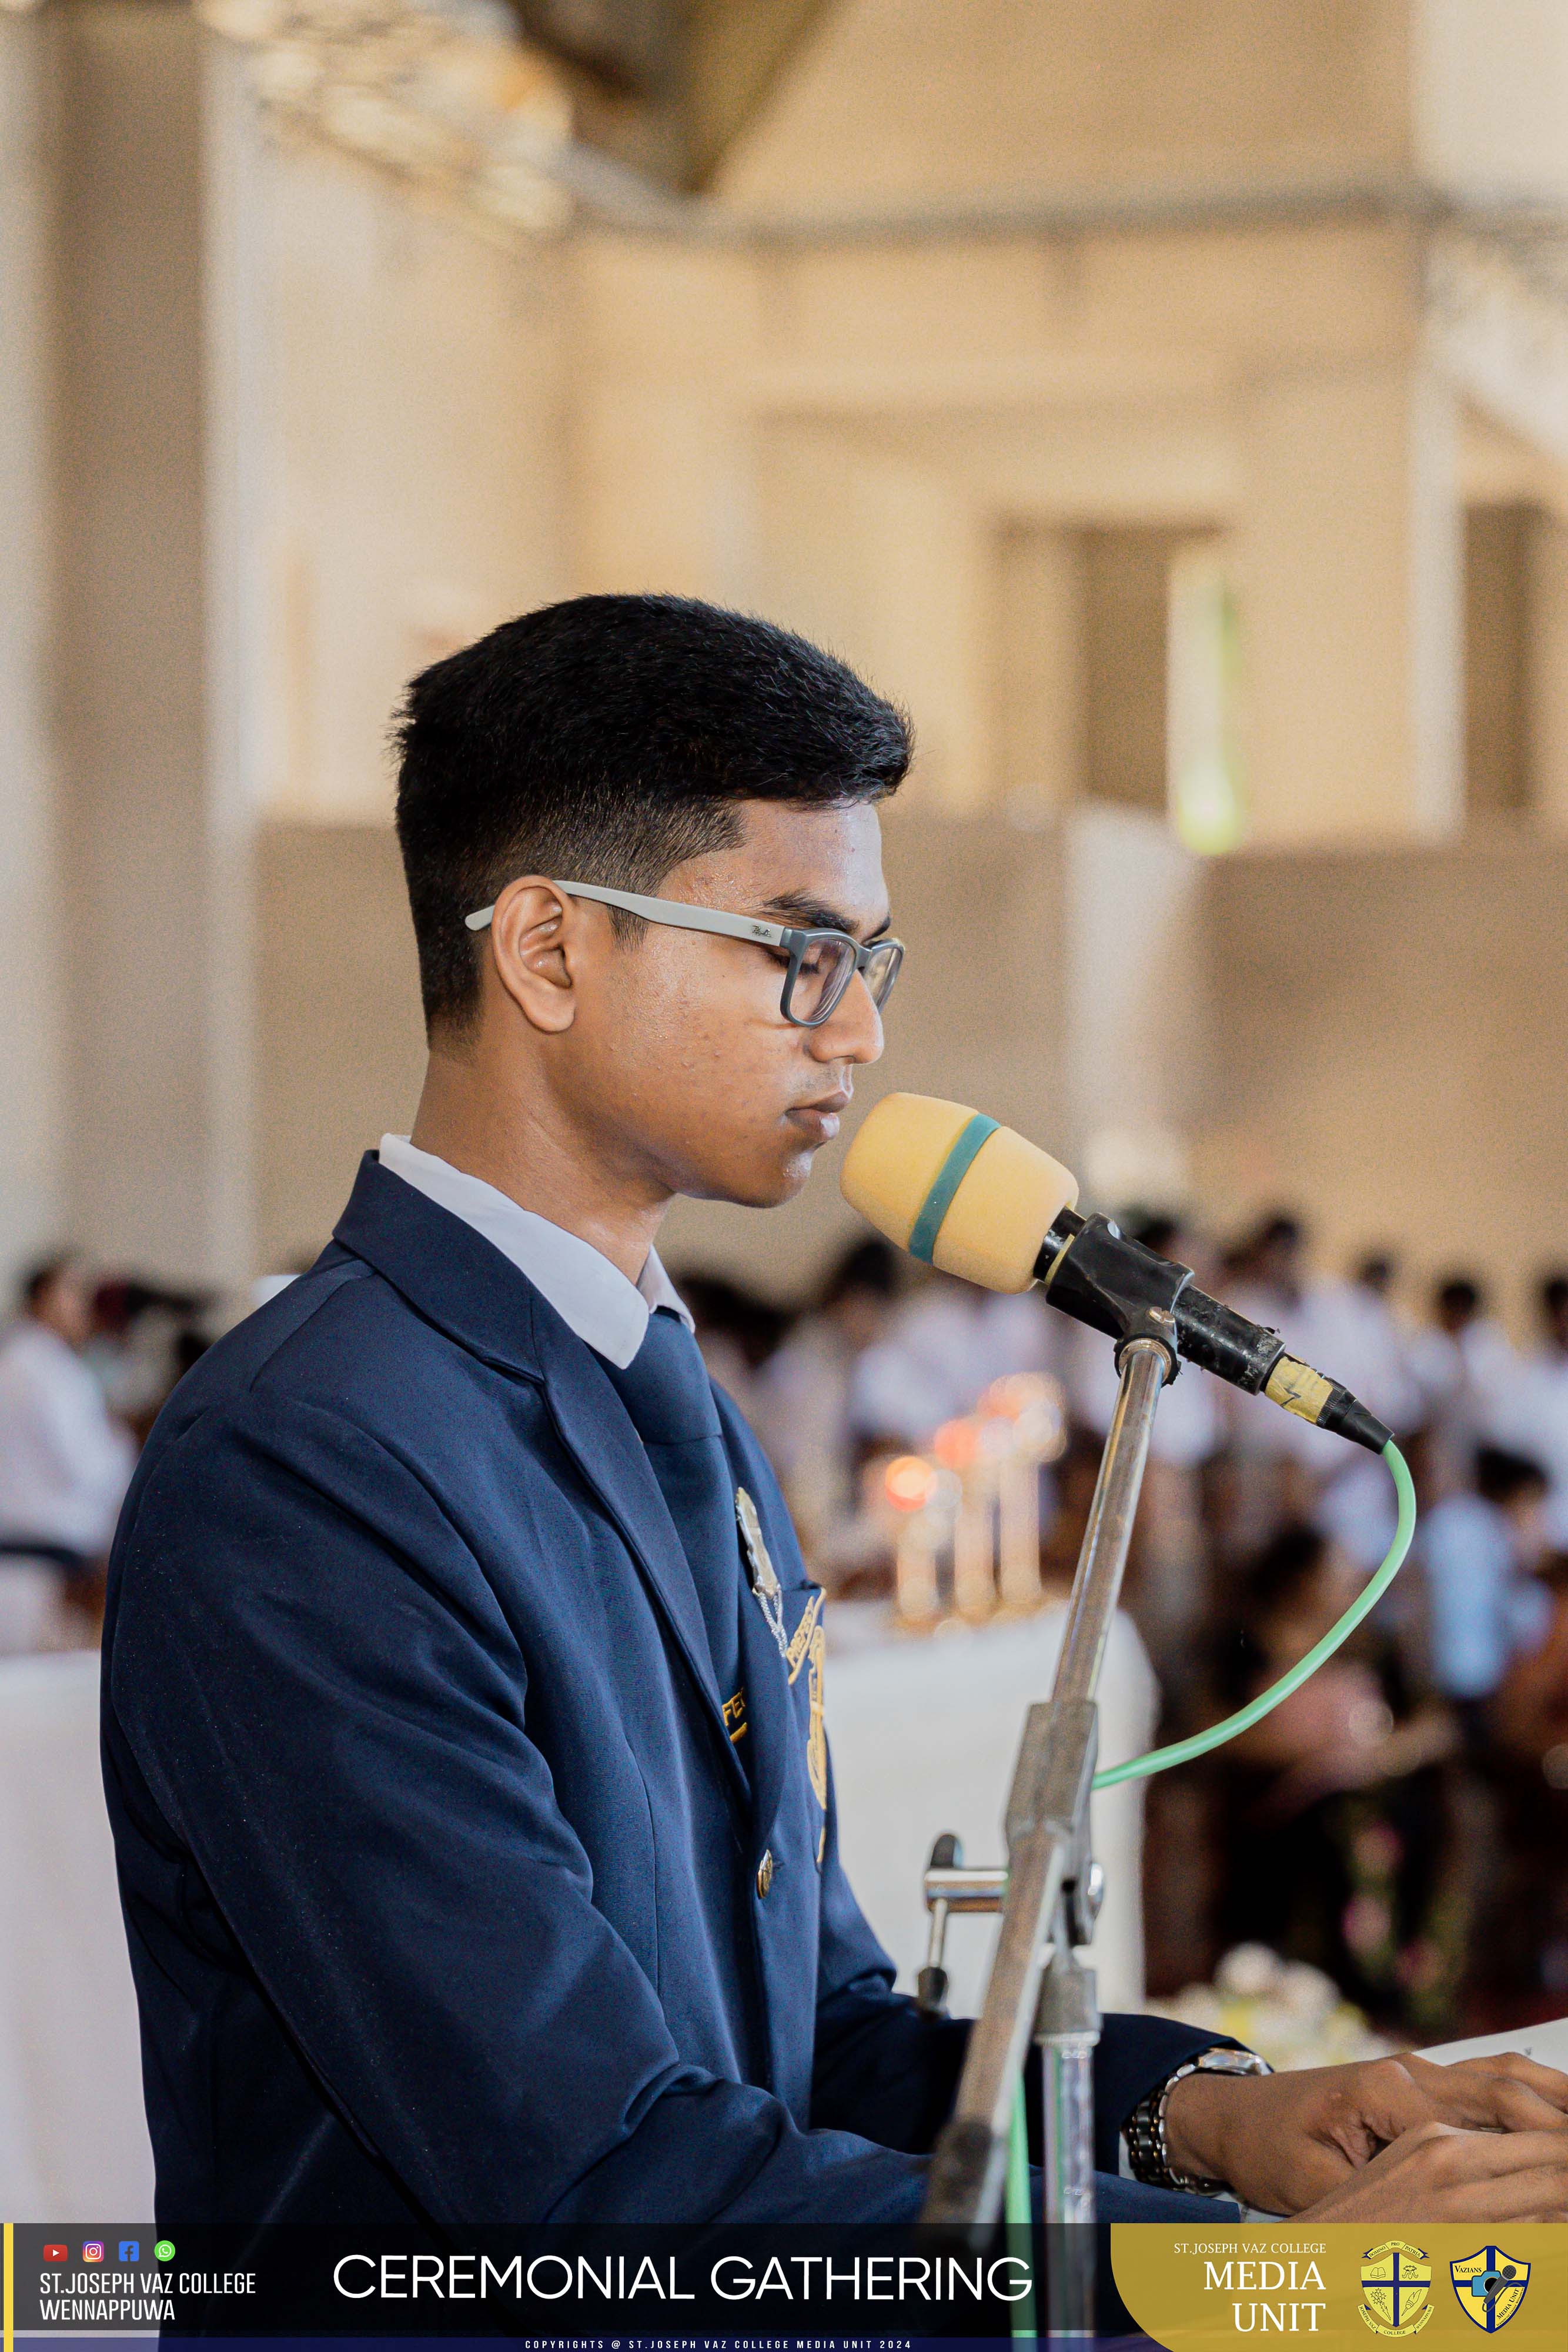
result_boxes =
[735,1487,789,1660]
[784,1588,830,1842]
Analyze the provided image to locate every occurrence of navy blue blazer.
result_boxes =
[102,1155,1235,2231]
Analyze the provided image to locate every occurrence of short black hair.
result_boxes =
[1435,1274,1483,1320]
[1131,1212,1182,1259]
[1240,1520,1330,1621]
[673,1273,790,1368]
[820,1236,899,1307]
[21,1254,76,1313]
[393,594,911,1032]
[1475,1445,1547,1508]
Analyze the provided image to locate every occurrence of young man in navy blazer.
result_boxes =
[103,597,1568,2255]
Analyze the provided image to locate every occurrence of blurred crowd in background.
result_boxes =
[671,1209,1568,2044]
[5,1205,1568,2043]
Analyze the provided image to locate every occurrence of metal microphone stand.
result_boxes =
[917,1309,1176,2339]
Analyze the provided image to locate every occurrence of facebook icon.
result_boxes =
[119,2241,139,2263]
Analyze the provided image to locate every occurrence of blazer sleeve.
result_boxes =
[808,1715,1248,2169]
[108,1394,931,2228]
[806,1740,968,2151]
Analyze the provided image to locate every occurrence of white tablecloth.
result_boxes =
[825,1603,1155,2017]
[0,1651,154,2220]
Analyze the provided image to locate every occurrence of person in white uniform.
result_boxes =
[1406,1275,1517,1496]
[1065,1214,1221,1676]
[1227,1217,1422,1572]
[750,1238,900,1560]
[848,1269,1057,1448]
[0,1258,135,1654]
[1489,1274,1568,1554]
[1417,1445,1552,1743]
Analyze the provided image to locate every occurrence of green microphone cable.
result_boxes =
[1006,2071,1037,2342]
[1004,1438,1417,2335]
[1093,1439,1416,1791]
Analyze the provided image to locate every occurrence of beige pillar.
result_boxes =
[56,0,243,1287]
[0,7,65,1288]
[1236,361,1463,845]
[1527,507,1568,836]
[992,524,1085,817]
[201,25,269,1290]
[268,135,571,823]
[1061,804,1206,1195]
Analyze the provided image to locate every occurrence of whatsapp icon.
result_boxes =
[155,2241,175,2262]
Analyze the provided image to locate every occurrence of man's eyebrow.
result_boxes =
[760,891,893,941]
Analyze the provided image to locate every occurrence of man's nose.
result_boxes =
[811,970,884,1065]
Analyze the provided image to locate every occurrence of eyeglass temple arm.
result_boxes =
[464,880,791,946]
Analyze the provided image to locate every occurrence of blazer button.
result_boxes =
[755,1849,775,1898]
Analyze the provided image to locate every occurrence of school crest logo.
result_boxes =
[1359,2242,1432,2336]
[1450,2248,1530,2331]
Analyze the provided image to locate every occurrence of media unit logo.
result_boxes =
[1450,2248,1530,2331]
[1359,2241,1432,2336]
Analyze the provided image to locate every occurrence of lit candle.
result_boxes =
[884,1454,941,1626]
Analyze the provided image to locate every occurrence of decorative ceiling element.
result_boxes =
[509,1,834,192]
[196,0,834,238]
[197,0,1568,292]
[197,0,579,240]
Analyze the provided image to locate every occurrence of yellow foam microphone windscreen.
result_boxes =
[840,1094,1079,1293]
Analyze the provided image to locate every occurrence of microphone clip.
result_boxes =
[1035,1212,1189,1380]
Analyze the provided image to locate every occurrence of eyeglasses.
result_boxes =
[465,880,904,1030]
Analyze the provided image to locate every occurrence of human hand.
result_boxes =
[1163,2050,1568,2216]
[1296,2120,1568,2221]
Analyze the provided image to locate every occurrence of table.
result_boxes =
[824,1600,1156,2017]
[0,1652,154,2221]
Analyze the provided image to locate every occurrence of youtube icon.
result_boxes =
[43,2244,67,2264]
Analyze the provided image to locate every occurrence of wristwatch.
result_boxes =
[1124,2046,1272,2194]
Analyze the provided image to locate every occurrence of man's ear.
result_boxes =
[485,878,589,1035]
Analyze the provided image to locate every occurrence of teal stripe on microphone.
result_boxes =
[907,1114,999,1263]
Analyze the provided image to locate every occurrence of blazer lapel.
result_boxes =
[332,1157,750,1800]
[536,1314,746,1795]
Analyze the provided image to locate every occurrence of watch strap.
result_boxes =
[1124,2046,1272,2195]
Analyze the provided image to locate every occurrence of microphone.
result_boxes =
[840,1094,1392,1455]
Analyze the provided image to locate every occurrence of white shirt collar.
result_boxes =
[377,1134,692,1369]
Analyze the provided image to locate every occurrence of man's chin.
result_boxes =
[760,1139,824,1204]
[685,1144,820,1210]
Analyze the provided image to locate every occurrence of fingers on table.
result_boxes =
[1481,2079,1568,2134]
[1394,2119,1568,2218]
[1410,2051,1568,2129]
[1462,2051,1568,2114]
[1450,2167,1568,2221]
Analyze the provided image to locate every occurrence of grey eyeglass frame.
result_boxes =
[465,879,904,1029]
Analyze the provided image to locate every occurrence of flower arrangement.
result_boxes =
[1152,1943,1395,2072]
